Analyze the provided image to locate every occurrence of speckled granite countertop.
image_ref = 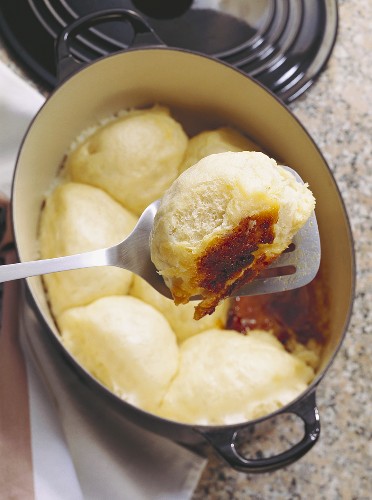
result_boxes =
[1,0,371,498]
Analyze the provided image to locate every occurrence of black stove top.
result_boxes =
[0,0,338,102]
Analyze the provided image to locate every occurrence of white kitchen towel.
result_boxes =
[20,298,206,500]
[0,58,206,499]
[0,62,45,198]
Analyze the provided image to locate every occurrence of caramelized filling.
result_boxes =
[227,273,328,350]
[194,209,279,319]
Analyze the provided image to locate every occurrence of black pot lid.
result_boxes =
[0,0,338,102]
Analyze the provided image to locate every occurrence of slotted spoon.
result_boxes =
[0,168,320,298]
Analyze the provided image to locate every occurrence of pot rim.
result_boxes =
[12,43,356,433]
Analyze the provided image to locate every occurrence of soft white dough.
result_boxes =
[159,329,314,425]
[65,105,188,215]
[130,275,229,343]
[39,182,137,317]
[58,296,179,412]
[179,126,261,174]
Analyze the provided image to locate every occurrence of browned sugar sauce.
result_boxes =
[227,273,328,352]
[194,209,279,319]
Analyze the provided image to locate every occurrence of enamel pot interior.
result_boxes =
[12,48,354,454]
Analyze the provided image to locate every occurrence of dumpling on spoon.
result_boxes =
[150,151,315,320]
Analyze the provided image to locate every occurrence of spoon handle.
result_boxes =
[0,248,109,283]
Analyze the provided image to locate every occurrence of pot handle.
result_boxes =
[198,390,320,473]
[56,9,164,83]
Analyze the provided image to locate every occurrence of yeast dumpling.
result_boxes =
[65,105,188,215]
[130,275,229,343]
[39,182,137,317]
[179,126,260,174]
[159,329,314,425]
[58,296,179,413]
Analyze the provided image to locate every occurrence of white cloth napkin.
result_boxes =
[0,63,45,198]
[0,59,206,499]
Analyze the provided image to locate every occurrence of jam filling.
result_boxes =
[194,209,279,319]
[197,209,278,293]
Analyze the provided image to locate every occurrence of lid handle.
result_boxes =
[55,9,164,83]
